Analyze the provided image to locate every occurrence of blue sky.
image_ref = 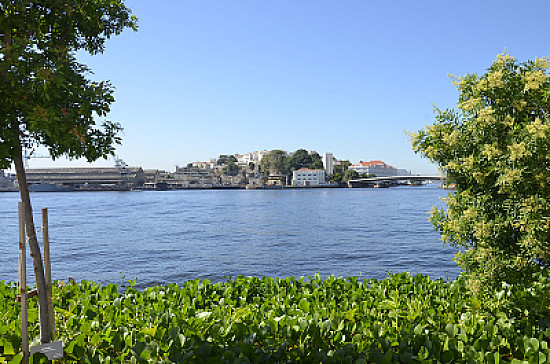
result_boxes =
[27,0,550,174]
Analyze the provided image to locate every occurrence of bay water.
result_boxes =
[0,185,460,288]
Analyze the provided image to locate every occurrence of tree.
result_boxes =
[286,149,324,173]
[308,152,324,169]
[217,154,237,166]
[286,149,312,172]
[343,169,359,181]
[334,159,351,176]
[411,52,550,289]
[223,161,239,176]
[260,150,288,175]
[1,1,137,344]
[328,172,342,183]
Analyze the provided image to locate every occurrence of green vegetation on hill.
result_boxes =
[1,272,549,363]
[259,149,325,177]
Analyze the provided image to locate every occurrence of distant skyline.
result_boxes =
[17,0,550,174]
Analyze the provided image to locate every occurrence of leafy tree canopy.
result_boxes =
[217,154,237,165]
[411,52,550,288]
[285,149,324,173]
[286,149,312,171]
[343,169,359,181]
[0,1,138,168]
[0,0,137,344]
[328,172,342,183]
[223,161,239,176]
[309,151,324,170]
[260,150,288,175]
[334,160,351,174]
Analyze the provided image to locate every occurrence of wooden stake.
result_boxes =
[19,202,29,364]
[42,207,55,341]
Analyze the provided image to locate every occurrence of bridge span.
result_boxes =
[347,175,443,188]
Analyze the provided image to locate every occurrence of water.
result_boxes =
[0,185,459,288]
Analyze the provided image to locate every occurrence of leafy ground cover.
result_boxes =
[1,272,549,363]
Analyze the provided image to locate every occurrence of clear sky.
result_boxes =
[24,0,550,174]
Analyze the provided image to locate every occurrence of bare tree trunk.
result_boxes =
[13,153,51,344]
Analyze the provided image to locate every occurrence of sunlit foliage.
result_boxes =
[411,52,550,288]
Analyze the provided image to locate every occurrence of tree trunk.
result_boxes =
[13,154,51,344]
[5,28,50,343]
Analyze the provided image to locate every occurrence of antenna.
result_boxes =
[23,150,50,169]
[113,156,127,169]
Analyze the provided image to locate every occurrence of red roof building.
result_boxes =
[349,160,397,177]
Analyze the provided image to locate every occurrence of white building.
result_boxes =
[349,160,397,177]
[236,153,254,166]
[191,161,216,169]
[322,152,334,175]
[292,168,326,186]
[236,151,270,165]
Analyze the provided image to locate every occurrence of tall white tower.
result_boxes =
[322,153,334,175]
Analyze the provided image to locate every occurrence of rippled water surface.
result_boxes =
[0,186,459,287]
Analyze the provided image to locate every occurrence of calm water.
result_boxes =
[0,185,459,288]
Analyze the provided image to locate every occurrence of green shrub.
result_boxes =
[1,272,549,362]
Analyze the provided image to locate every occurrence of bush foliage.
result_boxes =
[1,273,549,363]
[411,52,550,288]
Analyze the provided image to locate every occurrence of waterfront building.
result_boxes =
[175,165,212,176]
[266,174,286,187]
[143,169,162,183]
[24,167,146,188]
[171,165,214,188]
[292,168,326,186]
[322,153,334,175]
[349,161,397,177]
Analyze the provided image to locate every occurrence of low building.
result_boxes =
[267,174,287,187]
[292,168,326,186]
[25,167,146,188]
[175,165,212,177]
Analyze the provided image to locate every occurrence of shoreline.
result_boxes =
[0,183,445,193]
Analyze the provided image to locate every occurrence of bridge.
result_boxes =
[347,175,443,188]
